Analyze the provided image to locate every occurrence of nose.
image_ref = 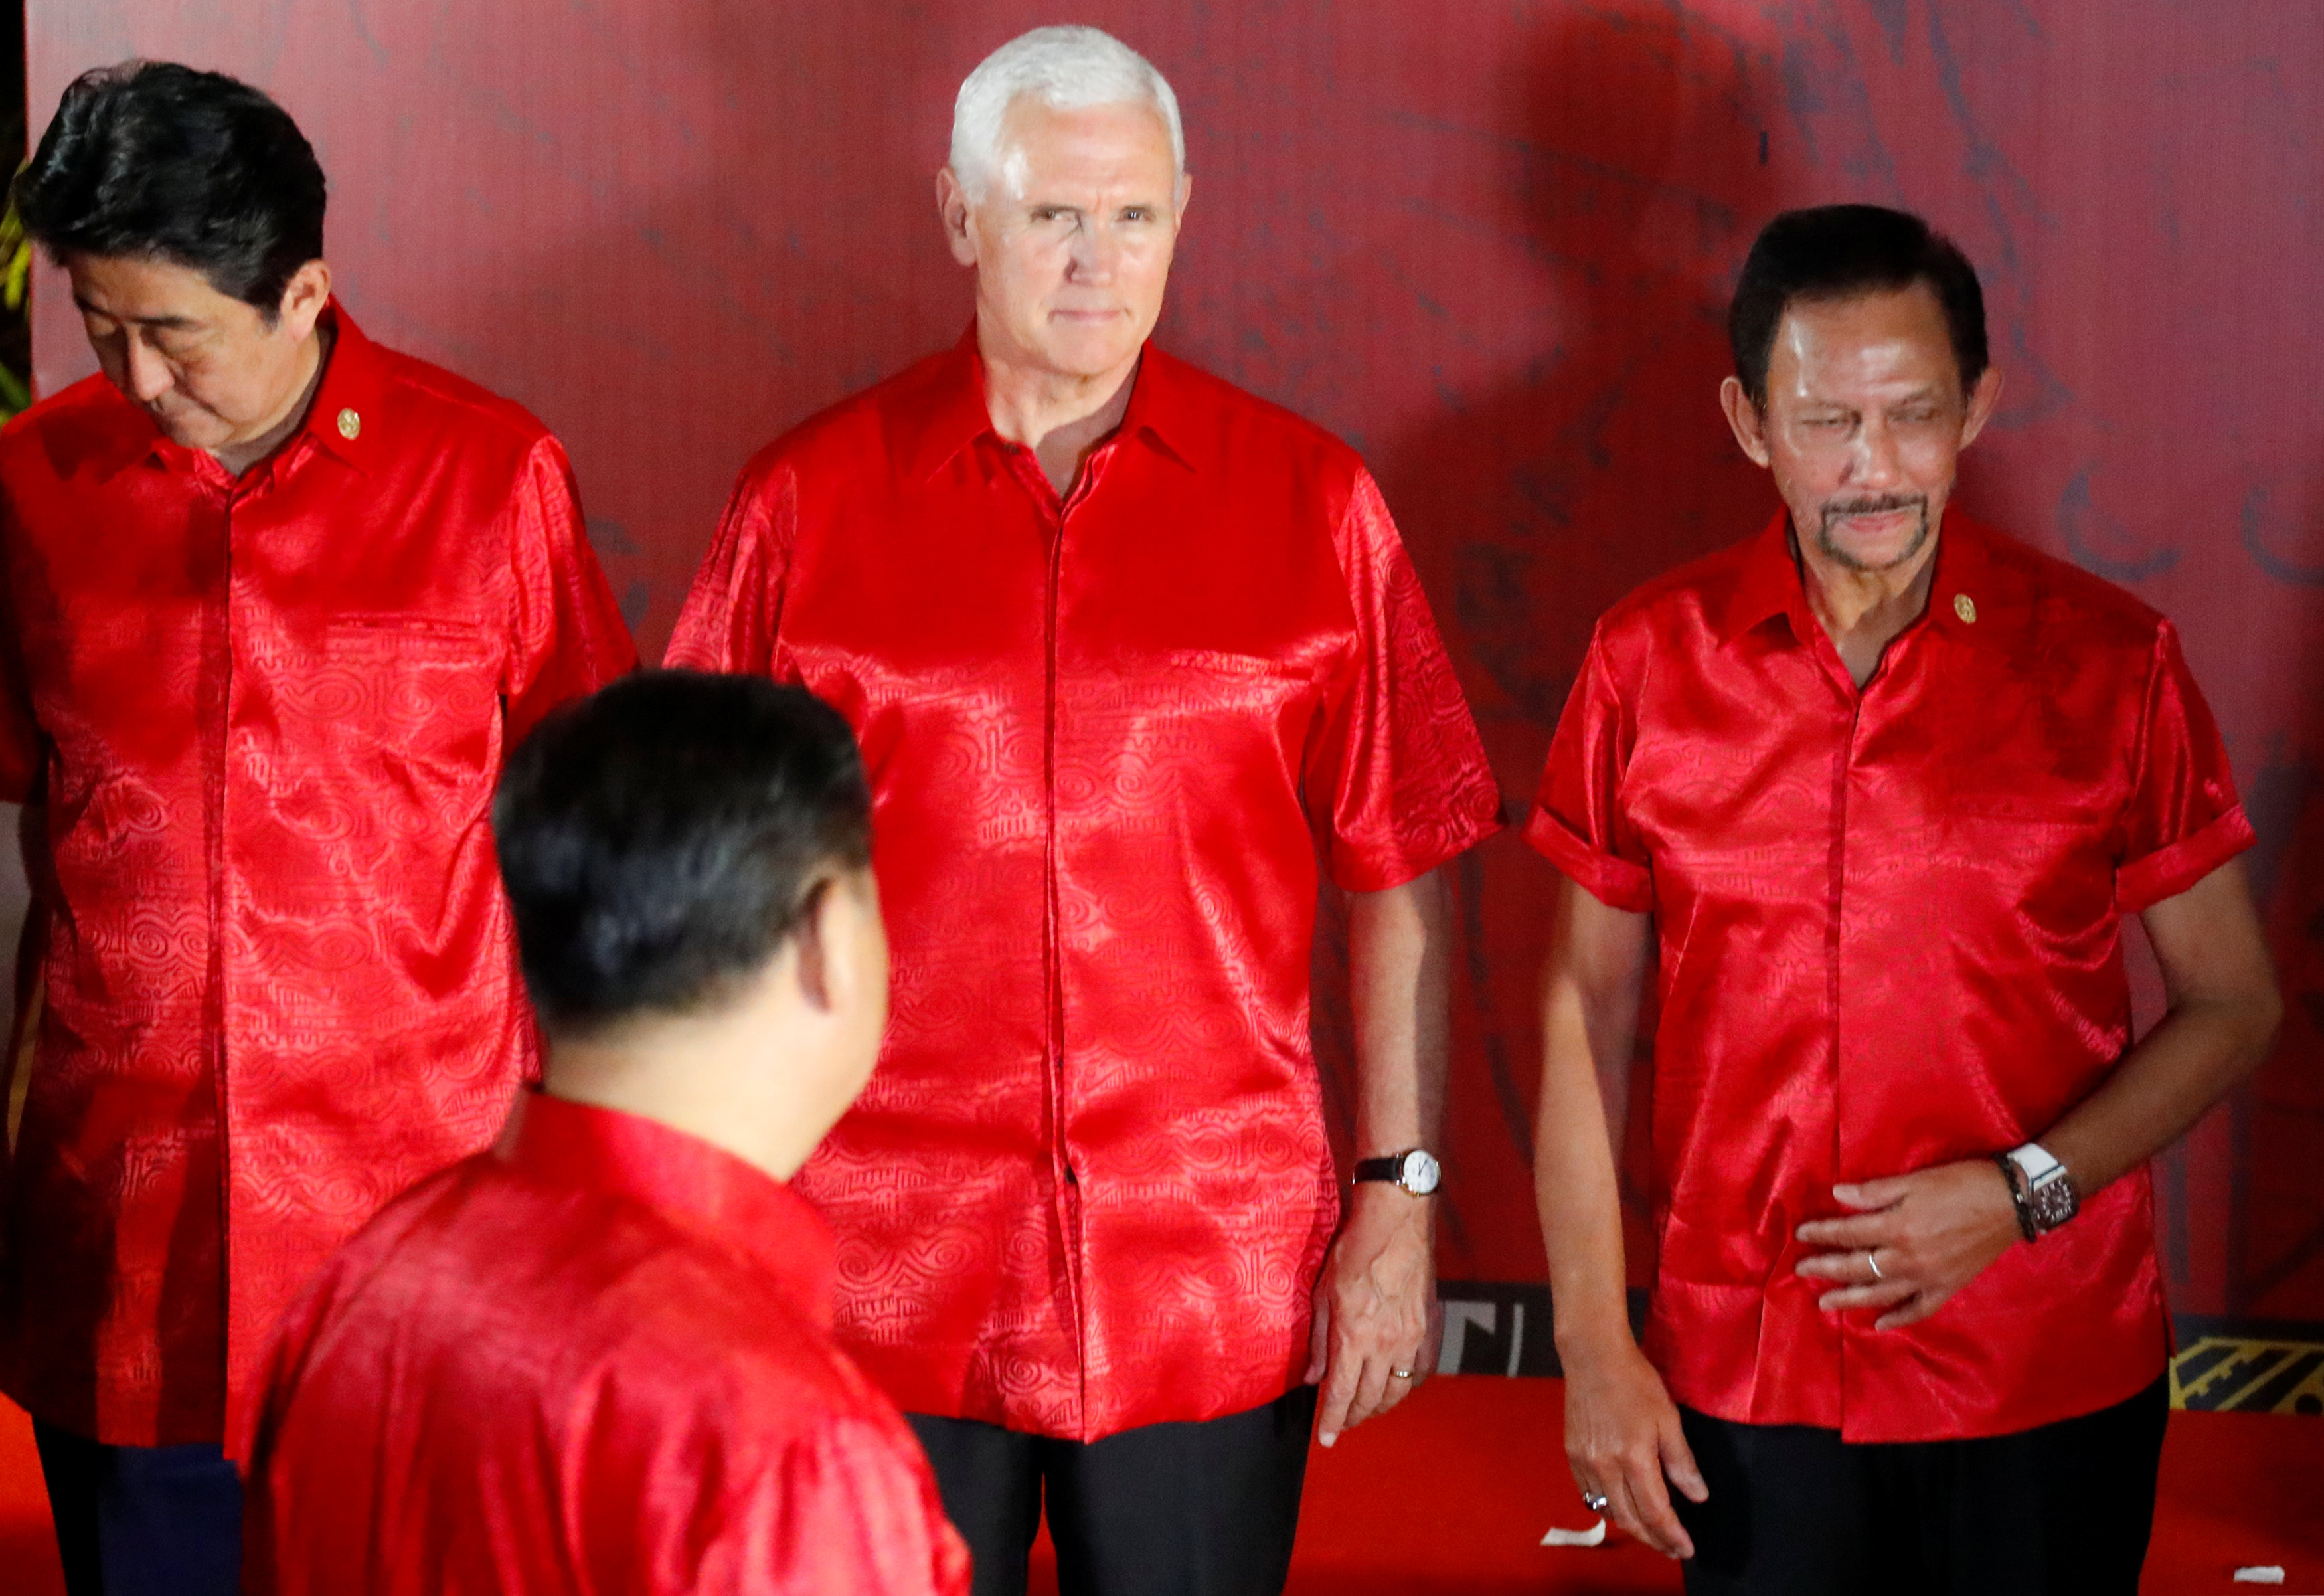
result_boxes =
[1845,416,1906,489]
[121,335,174,405]
[1065,219,1120,284]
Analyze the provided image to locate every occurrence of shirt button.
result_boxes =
[1953,592,1977,624]
[337,408,362,440]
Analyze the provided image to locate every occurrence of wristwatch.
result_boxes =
[1997,1142,2079,1239]
[1354,1148,1442,1196]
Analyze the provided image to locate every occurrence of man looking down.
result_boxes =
[1527,204,2281,1593]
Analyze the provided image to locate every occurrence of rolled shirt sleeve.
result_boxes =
[2114,618,2255,913]
[663,458,797,675]
[1523,623,1654,913]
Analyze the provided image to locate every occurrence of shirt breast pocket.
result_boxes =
[1939,791,2121,929]
[303,617,503,798]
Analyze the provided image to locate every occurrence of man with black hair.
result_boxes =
[241,670,969,1596]
[0,62,633,1592]
[1526,203,2280,1591]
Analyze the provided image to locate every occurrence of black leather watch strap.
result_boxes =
[1353,1156,1405,1183]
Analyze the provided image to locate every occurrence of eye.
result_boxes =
[1120,207,1151,222]
[1895,408,1940,424]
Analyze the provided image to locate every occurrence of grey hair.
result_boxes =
[949,25,1185,195]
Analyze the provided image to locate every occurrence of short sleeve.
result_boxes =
[503,437,640,743]
[1312,470,1502,891]
[699,1418,971,1596]
[663,458,797,675]
[1522,624,1653,913]
[2114,619,2254,915]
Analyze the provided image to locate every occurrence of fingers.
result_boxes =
[1612,1455,1695,1559]
[1812,1279,1918,1314]
[1304,1281,1331,1385]
[1831,1177,1910,1210]
[1340,1353,1396,1432]
[1793,1211,1894,1250]
[1314,1341,1359,1447]
[1658,1409,1710,1505]
[1874,1286,1953,1331]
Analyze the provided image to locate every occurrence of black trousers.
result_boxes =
[33,1421,244,1596]
[1674,1375,2170,1596]
[907,1385,1318,1596]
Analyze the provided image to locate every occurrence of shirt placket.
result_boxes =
[1001,440,1120,1428]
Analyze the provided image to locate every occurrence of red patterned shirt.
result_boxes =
[244,1091,969,1596]
[0,306,636,1447]
[1526,510,2253,1441]
[667,335,1501,1440]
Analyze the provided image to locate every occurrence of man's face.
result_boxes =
[1724,283,2001,574]
[946,96,1186,381]
[68,252,326,455]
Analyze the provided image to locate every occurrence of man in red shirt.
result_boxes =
[242,671,969,1596]
[1528,204,2283,1592]
[0,64,633,1593]
[667,25,1499,1595]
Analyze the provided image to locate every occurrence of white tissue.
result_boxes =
[1541,1518,1608,1547]
[2231,1570,2285,1586]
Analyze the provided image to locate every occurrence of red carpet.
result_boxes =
[6,1379,2317,1593]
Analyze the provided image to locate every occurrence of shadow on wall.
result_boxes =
[1313,2,1787,1271]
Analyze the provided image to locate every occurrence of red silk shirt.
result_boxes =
[0,306,636,1448]
[1527,510,2253,1442]
[243,1091,970,1596]
[667,336,1501,1441]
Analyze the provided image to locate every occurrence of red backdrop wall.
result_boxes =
[30,2,2324,1322]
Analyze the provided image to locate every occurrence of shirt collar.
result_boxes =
[1718,505,2005,650]
[91,299,384,484]
[493,1089,837,1330]
[901,325,1199,483]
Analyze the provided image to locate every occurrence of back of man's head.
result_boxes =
[493,670,872,1043]
[1728,203,1987,410]
[15,60,326,319]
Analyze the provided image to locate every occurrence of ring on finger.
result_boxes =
[1866,1249,1885,1281]
[1581,1488,1610,1513]
[1390,1367,1414,1380]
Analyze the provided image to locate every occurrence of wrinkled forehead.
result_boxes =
[990,93,1181,199]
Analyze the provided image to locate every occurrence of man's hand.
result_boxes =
[1794,1159,2021,1329]
[1306,1182,1439,1446]
[1560,1335,1706,1559]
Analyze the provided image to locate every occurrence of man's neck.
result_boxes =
[212,321,332,478]
[979,328,1141,497]
[1794,526,1940,689]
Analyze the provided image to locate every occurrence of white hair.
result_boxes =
[949,25,1185,195]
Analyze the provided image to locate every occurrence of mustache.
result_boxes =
[1821,495,1927,523]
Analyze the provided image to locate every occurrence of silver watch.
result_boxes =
[1353,1148,1442,1196]
[2006,1143,2079,1235]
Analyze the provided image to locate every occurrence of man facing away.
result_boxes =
[0,63,635,1593]
[242,670,969,1595]
[1527,204,2282,1592]
[667,25,1501,1596]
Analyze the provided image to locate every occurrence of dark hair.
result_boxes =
[1728,204,1987,409]
[493,671,873,1037]
[14,62,327,317]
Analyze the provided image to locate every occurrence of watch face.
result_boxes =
[1401,1150,1442,1195]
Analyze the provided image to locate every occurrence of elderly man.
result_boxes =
[1527,203,2282,1593]
[0,64,633,1593]
[243,672,969,1596]
[667,25,1499,1596]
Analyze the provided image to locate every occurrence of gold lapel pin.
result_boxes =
[1953,593,1977,624]
[337,408,362,441]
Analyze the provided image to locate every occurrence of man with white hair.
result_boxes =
[668,25,1500,1596]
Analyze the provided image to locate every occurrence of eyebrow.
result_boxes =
[71,296,203,332]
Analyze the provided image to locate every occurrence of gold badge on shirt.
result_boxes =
[337,408,362,441]
[1953,593,1977,624]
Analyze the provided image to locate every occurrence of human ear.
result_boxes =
[1956,365,2005,450]
[277,260,333,341]
[791,878,838,1012]
[1719,375,1772,468]
[936,168,979,268]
